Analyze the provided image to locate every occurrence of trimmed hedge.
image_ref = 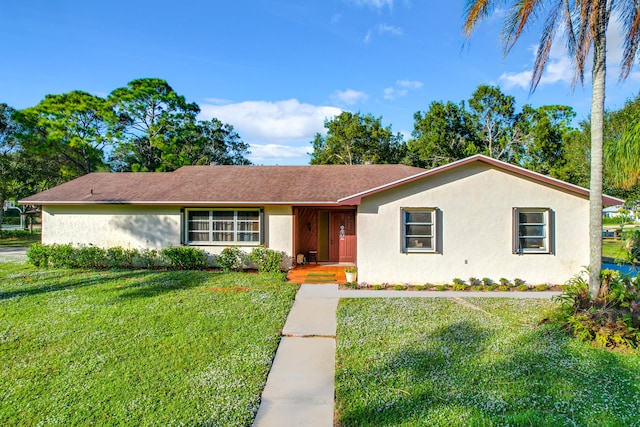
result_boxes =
[27,244,211,270]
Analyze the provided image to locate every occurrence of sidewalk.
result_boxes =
[252,285,339,427]
[252,285,559,426]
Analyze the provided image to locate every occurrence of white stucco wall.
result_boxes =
[41,204,293,256]
[42,205,183,249]
[357,163,590,285]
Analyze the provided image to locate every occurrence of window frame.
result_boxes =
[513,207,551,254]
[184,208,263,246]
[401,207,437,253]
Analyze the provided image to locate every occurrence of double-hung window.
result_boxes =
[513,208,551,254]
[402,208,436,253]
[186,209,261,245]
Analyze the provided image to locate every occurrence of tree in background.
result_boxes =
[464,0,640,298]
[408,100,479,168]
[606,92,640,200]
[310,111,406,165]
[518,105,576,177]
[109,78,201,172]
[20,91,116,178]
[468,85,524,161]
[0,104,22,229]
[182,118,251,167]
[0,104,62,229]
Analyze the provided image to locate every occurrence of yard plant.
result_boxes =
[0,262,298,426]
[336,298,640,426]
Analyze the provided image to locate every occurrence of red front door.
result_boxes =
[329,211,356,263]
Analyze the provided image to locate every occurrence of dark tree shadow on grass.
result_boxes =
[336,319,640,427]
[0,268,212,301]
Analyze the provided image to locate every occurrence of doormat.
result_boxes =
[304,278,337,283]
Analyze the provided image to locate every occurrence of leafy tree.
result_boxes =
[109,78,201,172]
[0,104,62,229]
[606,92,640,193]
[191,118,251,166]
[464,0,640,297]
[0,104,22,228]
[467,84,525,161]
[408,100,479,168]
[310,111,406,165]
[518,105,576,176]
[20,91,116,177]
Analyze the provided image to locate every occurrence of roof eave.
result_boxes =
[339,155,624,206]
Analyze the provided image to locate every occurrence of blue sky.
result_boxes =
[2,0,639,165]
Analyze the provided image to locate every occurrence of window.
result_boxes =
[185,209,261,244]
[513,208,551,254]
[402,208,436,253]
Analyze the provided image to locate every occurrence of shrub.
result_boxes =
[49,244,76,268]
[217,247,245,272]
[497,285,509,291]
[134,248,162,269]
[435,284,447,291]
[75,246,108,269]
[415,285,425,291]
[161,246,209,270]
[468,277,481,286]
[249,245,284,273]
[482,277,493,286]
[499,277,511,287]
[106,247,136,269]
[27,243,50,267]
[394,284,407,290]
[535,284,551,291]
[515,284,529,291]
[452,283,467,291]
[514,278,526,287]
[471,285,483,291]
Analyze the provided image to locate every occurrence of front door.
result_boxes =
[329,211,356,263]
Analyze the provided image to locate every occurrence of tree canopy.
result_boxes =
[310,111,406,165]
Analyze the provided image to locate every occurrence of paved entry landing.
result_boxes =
[286,264,352,285]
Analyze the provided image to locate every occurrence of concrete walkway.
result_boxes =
[253,285,339,426]
[253,285,559,426]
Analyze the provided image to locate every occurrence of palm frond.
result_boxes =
[619,0,640,79]
[463,0,498,36]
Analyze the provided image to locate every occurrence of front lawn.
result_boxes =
[336,298,640,427]
[0,263,298,426]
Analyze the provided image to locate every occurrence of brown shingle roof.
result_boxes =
[20,164,426,205]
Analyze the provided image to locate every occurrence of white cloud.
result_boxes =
[331,89,368,105]
[199,99,343,164]
[383,79,423,99]
[248,144,311,164]
[364,23,403,43]
[351,0,393,10]
[397,79,423,89]
[203,97,232,105]
[499,42,573,90]
[378,24,403,36]
[499,14,634,90]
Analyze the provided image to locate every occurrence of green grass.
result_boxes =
[0,262,298,426]
[0,230,40,247]
[602,239,626,260]
[336,298,640,427]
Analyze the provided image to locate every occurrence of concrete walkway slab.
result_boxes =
[253,337,335,427]
[282,285,338,337]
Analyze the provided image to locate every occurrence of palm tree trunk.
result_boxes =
[588,5,608,299]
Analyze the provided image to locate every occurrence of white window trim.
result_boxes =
[184,208,263,246]
[513,207,551,254]
[401,207,437,253]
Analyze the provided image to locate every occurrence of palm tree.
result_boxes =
[463,0,640,298]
